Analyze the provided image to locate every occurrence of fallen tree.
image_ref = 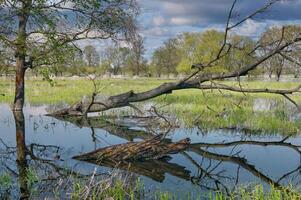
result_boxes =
[50,0,301,117]
[73,134,190,162]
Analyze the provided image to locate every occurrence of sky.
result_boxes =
[137,0,301,59]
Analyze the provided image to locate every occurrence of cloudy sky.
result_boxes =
[137,0,301,59]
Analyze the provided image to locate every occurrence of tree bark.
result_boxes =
[13,60,26,111]
[13,3,28,111]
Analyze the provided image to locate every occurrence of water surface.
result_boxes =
[1,103,301,199]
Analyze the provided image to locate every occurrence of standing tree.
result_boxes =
[127,34,146,76]
[101,45,130,76]
[151,38,180,77]
[83,45,100,67]
[0,0,138,111]
[260,25,301,81]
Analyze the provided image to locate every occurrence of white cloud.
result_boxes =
[170,17,198,26]
[233,19,267,37]
[144,27,171,37]
[152,16,166,26]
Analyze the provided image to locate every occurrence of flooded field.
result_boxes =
[1,103,301,199]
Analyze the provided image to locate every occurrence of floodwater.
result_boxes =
[1,103,301,199]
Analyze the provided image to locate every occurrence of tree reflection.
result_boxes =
[14,111,29,200]
[1,111,84,199]
[66,115,301,195]
[3,112,301,198]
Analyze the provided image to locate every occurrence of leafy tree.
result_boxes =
[127,34,146,76]
[0,45,14,76]
[175,30,230,74]
[259,25,301,81]
[0,0,138,110]
[101,45,130,75]
[225,35,256,72]
[83,45,100,67]
[151,38,180,77]
[176,32,201,74]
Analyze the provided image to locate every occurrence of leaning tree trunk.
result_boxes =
[50,37,301,117]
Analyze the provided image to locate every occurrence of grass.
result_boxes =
[154,185,301,200]
[0,77,301,135]
[212,185,301,200]
[1,164,301,199]
[69,179,301,200]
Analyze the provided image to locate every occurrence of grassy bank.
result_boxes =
[0,77,300,135]
[2,169,300,200]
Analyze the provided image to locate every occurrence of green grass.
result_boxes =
[211,185,301,200]
[68,178,301,200]
[2,166,301,199]
[154,185,301,200]
[1,77,300,135]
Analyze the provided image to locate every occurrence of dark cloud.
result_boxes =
[139,0,301,27]
[137,0,301,58]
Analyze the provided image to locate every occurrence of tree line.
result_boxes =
[0,25,301,80]
[1,25,300,80]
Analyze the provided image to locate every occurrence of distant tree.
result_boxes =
[0,0,138,110]
[0,45,14,76]
[127,34,146,76]
[259,25,301,81]
[176,32,201,74]
[101,46,130,75]
[83,45,100,67]
[226,35,256,70]
[151,38,180,77]
[288,50,301,78]
[150,49,165,77]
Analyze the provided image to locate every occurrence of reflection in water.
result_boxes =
[253,98,301,122]
[69,116,301,195]
[14,111,29,200]
[1,104,301,198]
[1,109,85,199]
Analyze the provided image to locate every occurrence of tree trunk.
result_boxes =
[50,39,301,116]
[13,3,28,111]
[13,60,26,111]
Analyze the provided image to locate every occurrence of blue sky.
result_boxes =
[137,0,301,59]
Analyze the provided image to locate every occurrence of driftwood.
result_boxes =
[73,134,190,162]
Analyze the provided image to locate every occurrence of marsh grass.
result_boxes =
[211,185,301,200]
[68,170,145,200]
[1,77,300,134]
[2,164,301,199]
[154,185,301,200]
[0,173,12,190]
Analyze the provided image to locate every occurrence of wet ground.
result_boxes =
[1,103,301,199]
